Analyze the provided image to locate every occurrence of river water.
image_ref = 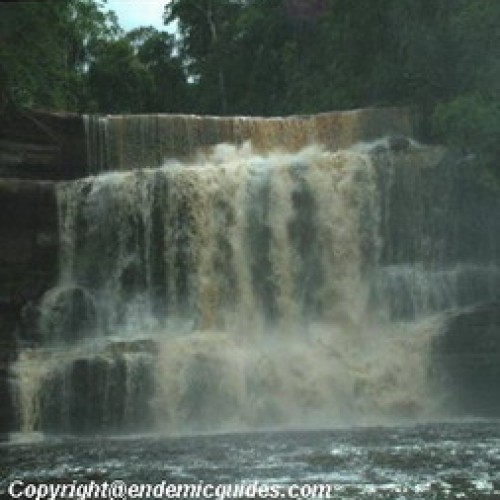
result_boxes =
[5,137,500,499]
[2,421,500,499]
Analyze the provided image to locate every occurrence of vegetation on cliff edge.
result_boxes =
[0,0,499,174]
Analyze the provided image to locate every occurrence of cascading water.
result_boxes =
[10,132,500,436]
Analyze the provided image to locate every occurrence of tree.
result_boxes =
[87,38,154,113]
[165,0,244,114]
[128,28,188,112]
[0,0,118,112]
[2,0,499,177]
[431,1,500,174]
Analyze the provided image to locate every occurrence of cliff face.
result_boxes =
[0,180,58,434]
[370,147,500,416]
[1,107,413,179]
[433,303,500,416]
[84,107,414,173]
[0,110,87,180]
[1,107,499,437]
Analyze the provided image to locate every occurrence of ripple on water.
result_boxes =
[2,422,500,499]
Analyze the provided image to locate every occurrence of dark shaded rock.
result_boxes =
[371,143,388,154]
[104,338,156,355]
[38,342,156,434]
[0,179,58,434]
[37,286,97,344]
[388,135,411,152]
[0,179,58,272]
[0,359,15,438]
[433,302,500,416]
[374,148,500,269]
[0,109,87,180]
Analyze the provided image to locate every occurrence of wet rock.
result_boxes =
[388,135,411,152]
[0,109,87,180]
[39,346,156,434]
[38,286,97,343]
[0,179,58,434]
[433,302,500,415]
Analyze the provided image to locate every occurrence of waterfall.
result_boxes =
[82,109,412,173]
[10,131,500,435]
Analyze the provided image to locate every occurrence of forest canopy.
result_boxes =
[1,0,499,170]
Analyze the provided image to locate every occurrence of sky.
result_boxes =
[105,0,170,32]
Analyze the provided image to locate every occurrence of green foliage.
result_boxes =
[2,0,499,177]
[429,1,500,175]
[0,0,118,111]
[161,0,500,175]
[87,38,153,113]
[130,29,188,112]
[0,0,186,114]
[433,94,500,171]
[165,0,244,114]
